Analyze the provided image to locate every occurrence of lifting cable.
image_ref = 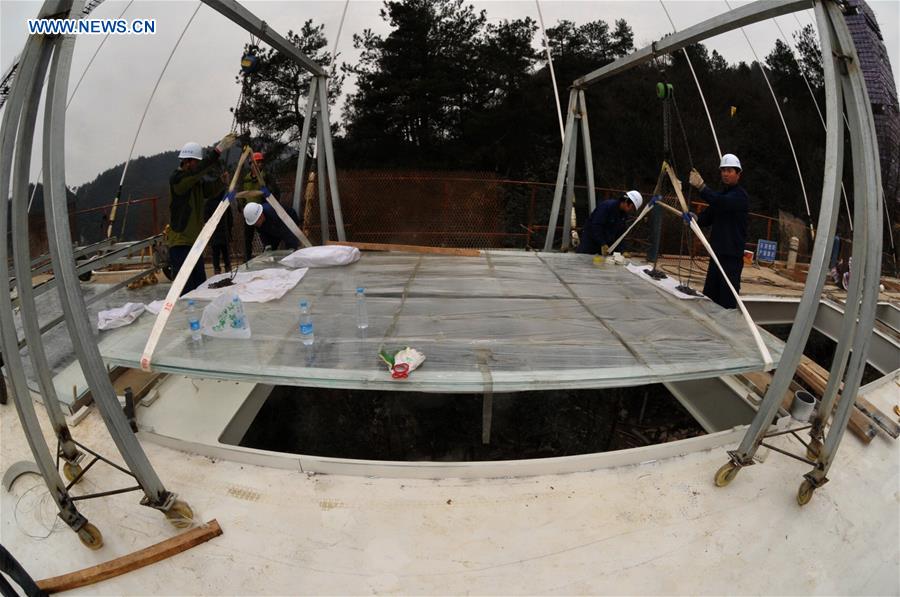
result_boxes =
[774,14,854,232]
[793,11,898,268]
[534,0,565,143]
[658,2,721,293]
[651,55,699,291]
[232,31,260,138]
[106,1,203,240]
[330,0,351,74]
[723,0,815,243]
[658,1,722,159]
[535,0,579,246]
[319,0,351,140]
[27,0,136,214]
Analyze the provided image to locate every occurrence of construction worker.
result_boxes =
[237,151,281,262]
[689,153,748,309]
[204,188,233,275]
[242,202,302,252]
[167,133,235,294]
[576,190,643,255]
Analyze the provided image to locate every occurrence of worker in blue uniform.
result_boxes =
[242,202,302,252]
[688,153,748,309]
[576,190,643,255]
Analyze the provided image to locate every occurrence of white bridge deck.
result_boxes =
[99,251,783,392]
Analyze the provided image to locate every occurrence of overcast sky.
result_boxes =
[2,0,898,188]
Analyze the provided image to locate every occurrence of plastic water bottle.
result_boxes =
[187,300,202,343]
[299,300,314,345]
[231,295,246,330]
[355,287,369,330]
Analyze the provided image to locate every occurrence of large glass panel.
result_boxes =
[98,251,783,392]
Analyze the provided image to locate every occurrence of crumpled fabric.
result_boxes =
[182,267,308,303]
[280,245,360,268]
[145,299,166,315]
[97,302,146,330]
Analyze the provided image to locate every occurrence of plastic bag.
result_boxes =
[200,291,251,339]
[280,245,360,268]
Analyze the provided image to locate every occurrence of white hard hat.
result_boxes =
[720,153,742,170]
[178,142,203,161]
[243,202,263,226]
[625,190,643,211]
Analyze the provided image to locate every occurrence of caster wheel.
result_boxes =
[797,480,815,506]
[714,462,740,487]
[78,522,103,550]
[165,499,194,529]
[62,462,83,483]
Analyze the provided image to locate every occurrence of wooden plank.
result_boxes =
[798,355,898,438]
[37,519,222,593]
[854,393,900,439]
[740,371,794,411]
[112,369,163,402]
[795,356,877,443]
[739,370,875,444]
[326,240,481,257]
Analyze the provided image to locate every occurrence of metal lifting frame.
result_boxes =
[546,0,883,502]
[287,75,347,242]
[1,0,185,548]
[199,0,345,242]
[0,0,349,544]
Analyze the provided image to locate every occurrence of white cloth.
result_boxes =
[97,302,146,330]
[145,299,165,315]
[281,245,360,269]
[625,263,706,300]
[182,268,308,303]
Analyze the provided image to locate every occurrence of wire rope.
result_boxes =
[534,0,564,143]
[27,0,135,213]
[775,15,854,232]
[723,0,815,241]
[659,0,722,159]
[106,1,203,240]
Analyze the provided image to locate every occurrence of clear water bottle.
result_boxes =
[231,295,246,329]
[299,299,314,345]
[355,287,369,330]
[187,299,202,343]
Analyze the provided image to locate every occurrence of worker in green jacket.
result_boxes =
[236,151,281,262]
[167,133,236,294]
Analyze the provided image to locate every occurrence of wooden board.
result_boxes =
[797,355,899,439]
[112,369,163,402]
[326,240,481,257]
[795,356,879,443]
[37,519,222,593]
[740,369,875,444]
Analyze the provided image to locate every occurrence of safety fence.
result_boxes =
[19,172,895,275]
[277,169,786,259]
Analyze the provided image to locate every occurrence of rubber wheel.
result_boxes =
[797,480,815,506]
[165,499,194,529]
[76,257,93,282]
[77,522,103,550]
[714,462,740,487]
[62,461,83,483]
